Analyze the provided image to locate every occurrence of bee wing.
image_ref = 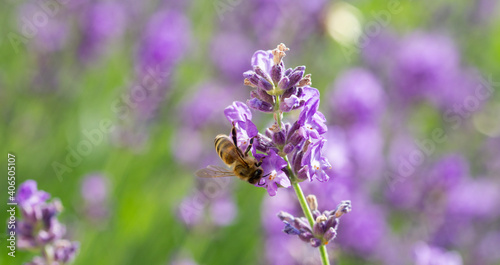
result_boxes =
[195,165,235,178]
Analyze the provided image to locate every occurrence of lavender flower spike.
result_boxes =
[16,180,79,264]
[243,43,316,113]
[278,196,351,247]
[205,43,344,264]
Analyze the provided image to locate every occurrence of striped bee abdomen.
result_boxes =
[214,135,238,165]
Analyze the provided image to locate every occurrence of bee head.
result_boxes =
[248,168,263,185]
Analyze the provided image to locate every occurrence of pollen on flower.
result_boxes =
[269,171,277,180]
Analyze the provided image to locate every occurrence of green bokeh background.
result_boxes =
[1,0,499,264]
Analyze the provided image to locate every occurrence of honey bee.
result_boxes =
[196,123,265,185]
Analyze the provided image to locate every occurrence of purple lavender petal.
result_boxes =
[251,50,274,74]
[224,101,253,122]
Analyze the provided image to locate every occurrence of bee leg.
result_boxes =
[256,155,264,167]
[244,137,254,156]
[231,121,238,147]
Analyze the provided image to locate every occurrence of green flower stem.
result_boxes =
[319,244,330,265]
[291,182,315,228]
[274,104,330,265]
[291,180,330,265]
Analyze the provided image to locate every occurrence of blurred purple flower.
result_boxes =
[137,10,191,74]
[361,30,398,70]
[53,239,79,264]
[413,242,463,265]
[345,124,384,179]
[446,177,500,219]
[425,154,468,191]
[390,32,460,104]
[81,174,110,221]
[16,180,78,264]
[211,32,254,82]
[18,2,69,53]
[81,175,109,204]
[335,195,387,255]
[330,68,386,125]
[210,195,237,226]
[182,83,236,129]
[17,180,50,206]
[78,2,126,60]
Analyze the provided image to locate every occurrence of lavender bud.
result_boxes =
[53,239,79,263]
[288,69,305,88]
[272,43,289,64]
[297,166,310,181]
[283,143,294,154]
[298,74,312,87]
[294,217,312,232]
[334,200,352,218]
[294,65,306,72]
[325,216,339,230]
[310,238,322,247]
[287,122,301,140]
[257,87,274,104]
[277,211,295,222]
[246,98,274,112]
[254,66,272,83]
[284,122,291,132]
[244,79,257,88]
[255,134,273,153]
[272,130,286,146]
[299,232,314,242]
[284,68,292,76]
[243,70,254,79]
[289,127,306,147]
[258,78,273,91]
[312,209,322,220]
[248,75,260,86]
[323,227,337,242]
[278,76,289,90]
[271,63,283,84]
[265,128,273,138]
[282,86,297,99]
[313,221,326,236]
[283,222,301,235]
[292,150,304,173]
[306,195,318,211]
